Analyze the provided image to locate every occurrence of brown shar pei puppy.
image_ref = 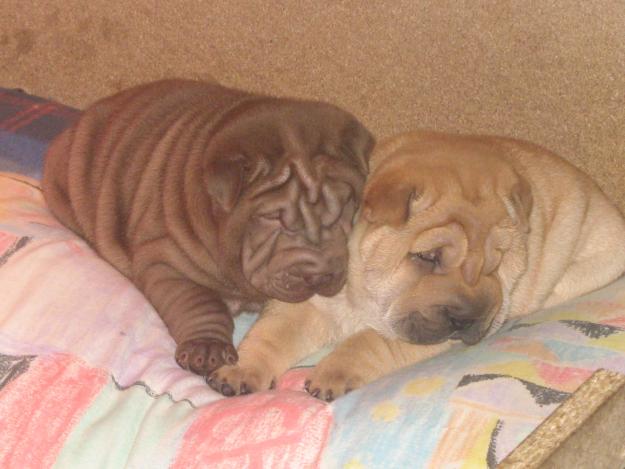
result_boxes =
[210,130,625,399]
[42,79,374,376]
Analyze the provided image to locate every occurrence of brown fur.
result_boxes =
[42,79,374,375]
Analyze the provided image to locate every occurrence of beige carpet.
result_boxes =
[2,1,624,212]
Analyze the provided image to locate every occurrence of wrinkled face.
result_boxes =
[353,134,532,345]
[205,99,374,302]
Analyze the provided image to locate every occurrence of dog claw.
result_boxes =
[208,365,277,397]
[175,339,239,375]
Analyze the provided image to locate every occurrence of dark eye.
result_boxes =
[410,249,440,266]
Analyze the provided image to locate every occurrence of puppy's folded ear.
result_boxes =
[204,154,248,212]
[363,179,419,227]
[341,119,375,174]
[504,174,533,232]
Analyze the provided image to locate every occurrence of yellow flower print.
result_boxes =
[344,459,366,469]
[371,400,400,422]
[403,376,444,396]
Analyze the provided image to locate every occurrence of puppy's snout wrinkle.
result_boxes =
[298,196,321,245]
[290,155,320,204]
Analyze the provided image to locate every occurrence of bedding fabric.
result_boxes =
[1,88,625,468]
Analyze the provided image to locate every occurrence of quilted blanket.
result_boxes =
[1,87,625,468]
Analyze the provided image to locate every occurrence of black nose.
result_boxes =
[447,315,475,331]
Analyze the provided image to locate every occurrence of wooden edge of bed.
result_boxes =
[499,368,625,469]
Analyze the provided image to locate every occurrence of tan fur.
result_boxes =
[210,131,625,399]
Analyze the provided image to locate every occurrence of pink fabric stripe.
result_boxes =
[0,233,18,254]
[172,391,332,469]
[276,368,310,391]
[0,353,108,469]
[536,361,594,392]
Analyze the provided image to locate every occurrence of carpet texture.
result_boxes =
[1,1,624,212]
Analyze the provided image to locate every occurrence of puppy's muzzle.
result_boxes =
[396,304,486,346]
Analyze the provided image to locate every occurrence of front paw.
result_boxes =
[207,364,276,397]
[175,339,238,375]
[305,361,366,402]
